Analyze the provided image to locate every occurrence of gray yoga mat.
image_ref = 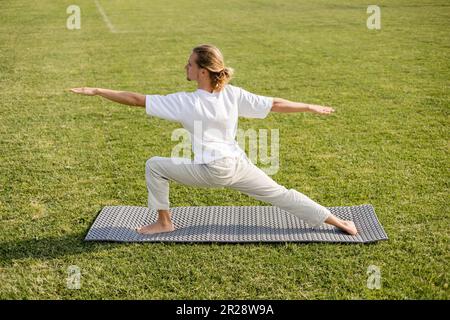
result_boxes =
[84,204,387,243]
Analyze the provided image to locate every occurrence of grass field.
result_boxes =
[0,0,448,299]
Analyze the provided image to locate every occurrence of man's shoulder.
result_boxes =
[225,83,239,91]
[164,90,192,100]
[224,83,242,96]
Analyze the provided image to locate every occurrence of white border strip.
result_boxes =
[94,0,117,33]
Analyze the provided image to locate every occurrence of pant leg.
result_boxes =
[145,156,228,210]
[229,157,331,227]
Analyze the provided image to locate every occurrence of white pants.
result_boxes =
[145,154,331,227]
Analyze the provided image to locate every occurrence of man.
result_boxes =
[70,44,357,236]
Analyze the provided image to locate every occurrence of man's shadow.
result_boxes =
[0,232,120,266]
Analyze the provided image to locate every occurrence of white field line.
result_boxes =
[94,0,118,33]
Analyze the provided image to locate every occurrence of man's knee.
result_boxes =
[146,156,163,173]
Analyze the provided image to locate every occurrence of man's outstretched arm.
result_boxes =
[69,87,145,107]
[271,97,335,115]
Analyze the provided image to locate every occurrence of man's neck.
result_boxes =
[197,80,215,93]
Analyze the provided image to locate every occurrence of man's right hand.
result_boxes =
[69,87,145,107]
[69,87,98,96]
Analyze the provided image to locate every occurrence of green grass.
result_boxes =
[0,0,449,299]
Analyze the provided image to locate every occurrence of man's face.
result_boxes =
[185,52,201,82]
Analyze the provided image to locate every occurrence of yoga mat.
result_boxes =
[84,204,387,243]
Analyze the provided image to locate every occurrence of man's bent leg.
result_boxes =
[139,156,223,234]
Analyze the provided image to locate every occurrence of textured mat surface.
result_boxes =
[84,204,387,243]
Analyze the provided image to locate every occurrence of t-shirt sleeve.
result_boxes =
[235,86,273,119]
[145,92,187,122]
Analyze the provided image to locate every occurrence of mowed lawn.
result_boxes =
[0,0,448,299]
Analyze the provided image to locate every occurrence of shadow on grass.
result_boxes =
[0,233,120,266]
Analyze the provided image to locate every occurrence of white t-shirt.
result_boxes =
[145,84,273,164]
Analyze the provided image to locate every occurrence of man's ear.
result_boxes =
[202,69,210,78]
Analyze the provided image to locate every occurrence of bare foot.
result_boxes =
[341,221,358,235]
[136,221,175,235]
[324,215,358,236]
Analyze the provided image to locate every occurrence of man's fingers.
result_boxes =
[70,87,88,94]
[70,88,82,93]
[319,107,335,115]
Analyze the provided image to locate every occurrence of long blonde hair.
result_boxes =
[192,44,234,91]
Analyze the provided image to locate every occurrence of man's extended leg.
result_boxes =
[228,157,357,235]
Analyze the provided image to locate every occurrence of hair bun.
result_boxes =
[192,44,234,91]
